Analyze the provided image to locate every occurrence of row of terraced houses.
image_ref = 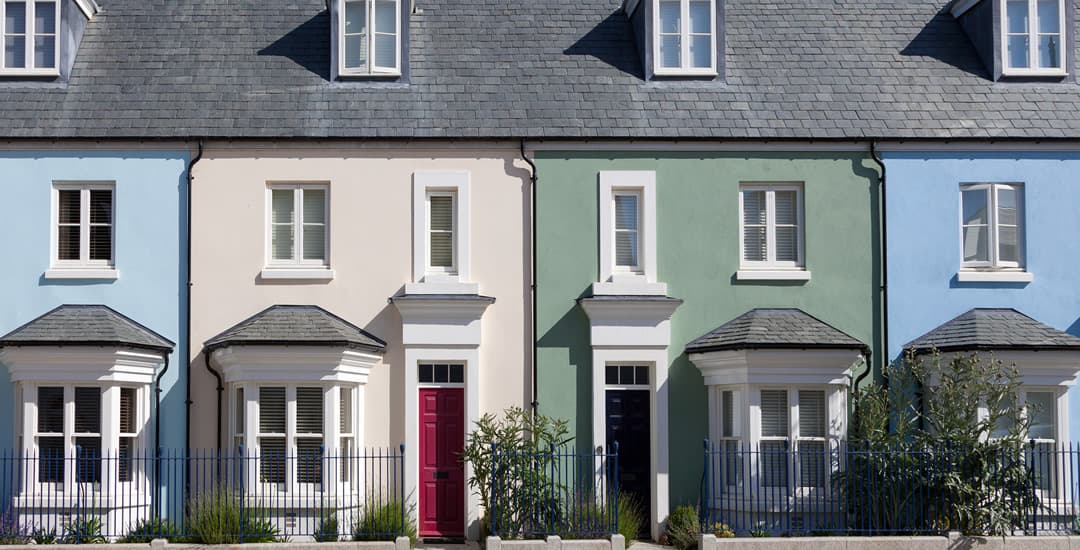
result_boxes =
[1,0,1079,543]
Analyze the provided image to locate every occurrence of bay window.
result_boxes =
[989,389,1063,495]
[1003,0,1066,75]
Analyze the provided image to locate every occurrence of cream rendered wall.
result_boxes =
[189,143,531,451]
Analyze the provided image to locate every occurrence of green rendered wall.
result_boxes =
[534,151,882,510]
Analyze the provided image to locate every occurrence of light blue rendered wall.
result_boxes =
[0,150,189,451]
[884,151,1080,443]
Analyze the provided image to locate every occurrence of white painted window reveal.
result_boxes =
[341,0,400,75]
[1,0,59,75]
[1003,0,1066,75]
[960,183,1024,270]
[655,0,716,75]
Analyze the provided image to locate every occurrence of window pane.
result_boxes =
[119,437,133,482]
[760,440,789,488]
[296,387,323,434]
[271,189,294,224]
[605,365,618,385]
[258,387,286,434]
[614,194,638,230]
[58,189,80,223]
[1007,0,1029,33]
[345,0,367,34]
[615,230,639,267]
[75,436,101,482]
[345,34,366,69]
[301,189,326,261]
[1008,35,1030,68]
[689,35,710,68]
[659,1,680,32]
[998,226,1018,262]
[340,387,352,433]
[1037,0,1059,33]
[58,225,79,260]
[997,187,1018,224]
[775,226,798,262]
[89,189,112,224]
[5,2,25,33]
[32,35,52,68]
[374,0,395,32]
[659,35,680,68]
[37,386,64,433]
[721,390,734,438]
[619,365,634,385]
[1027,392,1055,440]
[798,390,826,438]
[302,224,325,261]
[34,1,55,32]
[4,36,24,68]
[302,189,325,224]
[89,226,111,261]
[429,194,454,231]
[272,225,294,261]
[271,189,295,261]
[374,33,396,68]
[962,226,989,262]
[430,232,454,268]
[743,227,766,262]
[774,191,796,224]
[418,364,433,383]
[1038,35,1061,68]
[259,437,286,483]
[635,366,648,385]
[74,387,100,434]
[235,388,245,434]
[1029,442,1056,491]
[742,190,766,224]
[961,188,987,224]
[119,388,136,434]
[434,363,449,382]
[296,438,323,484]
[38,436,63,482]
[689,1,711,33]
[798,440,826,488]
[449,364,464,383]
[760,389,788,438]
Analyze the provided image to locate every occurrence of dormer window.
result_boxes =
[654,0,716,76]
[1003,0,1065,75]
[1,0,58,75]
[340,0,400,76]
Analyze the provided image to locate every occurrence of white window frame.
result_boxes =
[959,183,1025,271]
[417,362,466,388]
[652,0,718,76]
[1001,0,1067,76]
[264,184,331,276]
[47,182,118,280]
[612,189,644,274]
[738,183,805,271]
[20,383,149,495]
[338,0,401,77]
[412,172,470,285]
[0,0,60,76]
[598,171,658,290]
[425,190,458,275]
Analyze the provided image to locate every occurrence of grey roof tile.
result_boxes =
[204,305,386,353]
[905,308,1080,352]
[0,305,174,353]
[685,308,867,353]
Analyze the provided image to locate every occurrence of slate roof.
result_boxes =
[204,305,387,353]
[685,308,868,353]
[5,0,1080,139]
[905,308,1080,352]
[0,305,174,353]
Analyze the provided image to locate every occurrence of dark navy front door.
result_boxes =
[605,389,650,529]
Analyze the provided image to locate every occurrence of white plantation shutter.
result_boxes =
[798,390,825,438]
[340,387,353,434]
[37,386,64,433]
[773,190,798,262]
[797,390,826,488]
[742,190,767,261]
[302,189,326,261]
[259,387,286,434]
[296,387,324,434]
[88,189,113,262]
[119,387,136,434]
[270,190,295,261]
[721,390,734,438]
[428,194,455,269]
[614,193,640,268]
[760,390,788,437]
[74,387,101,435]
[57,189,81,261]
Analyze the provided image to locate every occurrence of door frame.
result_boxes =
[405,348,479,540]
[591,349,669,541]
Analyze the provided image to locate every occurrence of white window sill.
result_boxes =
[653,67,719,78]
[260,268,335,281]
[592,279,668,296]
[43,268,119,281]
[0,68,60,77]
[956,270,1033,283]
[1001,68,1067,78]
[405,280,479,295]
[736,269,811,282]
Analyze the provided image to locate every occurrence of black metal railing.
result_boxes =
[490,442,620,538]
[702,439,1080,537]
[0,445,405,543]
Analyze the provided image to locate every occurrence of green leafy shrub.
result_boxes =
[31,527,56,545]
[664,505,699,550]
[186,485,280,544]
[352,500,416,545]
[748,527,771,538]
[61,515,105,544]
[0,508,30,545]
[120,517,183,543]
[314,511,339,542]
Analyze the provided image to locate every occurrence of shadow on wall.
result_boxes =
[666,353,707,506]
[563,11,643,80]
[536,284,595,452]
[899,5,988,79]
[258,11,332,81]
[367,293,406,447]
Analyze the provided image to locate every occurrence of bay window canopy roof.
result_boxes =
[686,308,868,354]
[906,308,1080,353]
[204,305,386,354]
[0,304,173,354]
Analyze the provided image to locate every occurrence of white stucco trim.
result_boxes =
[42,268,120,280]
[0,346,162,384]
[734,270,812,282]
[688,349,862,387]
[596,171,662,296]
[976,350,1080,387]
[211,346,380,385]
[413,171,472,290]
[956,270,1033,283]
[393,296,492,540]
[259,268,336,281]
[580,296,680,541]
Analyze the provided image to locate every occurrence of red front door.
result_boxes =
[419,388,466,537]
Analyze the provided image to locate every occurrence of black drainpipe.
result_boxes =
[183,141,203,500]
[857,142,888,394]
[520,139,539,414]
[204,351,224,450]
[153,354,170,452]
